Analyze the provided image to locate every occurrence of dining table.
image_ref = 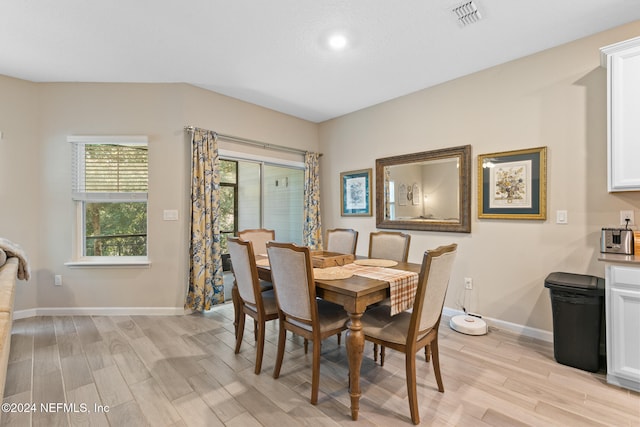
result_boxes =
[250,255,422,421]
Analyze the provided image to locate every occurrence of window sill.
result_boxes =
[65,258,151,268]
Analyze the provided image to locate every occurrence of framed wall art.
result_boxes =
[478,146,547,220]
[340,168,372,216]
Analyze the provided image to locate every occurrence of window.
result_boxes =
[69,135,148,263]
[219,152,304,255]
[388,180,396,220]
[219,159,238,254]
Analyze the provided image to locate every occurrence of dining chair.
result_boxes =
[237,228,275,256]
[313,227,356,348]
[368,230,412,359]
[227,237,279,375]
[266,241,350,405]
[360,244,457,425]
[325,228,359,254]
[368,230,411,262]
[233,228,275,337]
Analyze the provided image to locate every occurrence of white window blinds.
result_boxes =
[69,135,148,201]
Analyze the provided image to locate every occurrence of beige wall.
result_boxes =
[2,21,640,337]
[0,76,42,313]
[0,79,318,314]
[319,21,640,336]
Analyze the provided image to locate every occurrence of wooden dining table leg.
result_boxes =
[346,310,365,421]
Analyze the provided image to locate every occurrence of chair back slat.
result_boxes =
[238,228,275,256]
[407,244,457,341]
[326,228,358,254]
[417,247,457,332]
[227,237,259,305]
[369,231,411,262]
[267,242,314,322]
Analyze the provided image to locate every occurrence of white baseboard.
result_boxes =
[13,306,186,320]
[443,307,553,343]
[13,305,553,343]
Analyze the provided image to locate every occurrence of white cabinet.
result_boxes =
[605,264,640,392]
[600,37,640,192]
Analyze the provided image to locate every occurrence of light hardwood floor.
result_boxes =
[2,302,639,426]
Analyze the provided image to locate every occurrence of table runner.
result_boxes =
[341,263,419,315]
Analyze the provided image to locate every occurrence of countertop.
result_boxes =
[598,253,640,265]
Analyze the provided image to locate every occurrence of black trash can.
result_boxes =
[544,272,605,373]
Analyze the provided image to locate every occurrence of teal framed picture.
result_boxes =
[340,168,372,216]
[478,146,547,220]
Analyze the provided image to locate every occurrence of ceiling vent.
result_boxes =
[452,1,482,27]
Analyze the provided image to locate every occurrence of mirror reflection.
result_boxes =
[387,157,460,221]
[376,145,471,233]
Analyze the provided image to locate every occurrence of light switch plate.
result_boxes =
[556,210,568,224]
[163,209,179,221]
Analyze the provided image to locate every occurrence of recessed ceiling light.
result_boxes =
[328,34,348,51]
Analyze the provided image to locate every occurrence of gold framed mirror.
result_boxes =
[375,145,471,233]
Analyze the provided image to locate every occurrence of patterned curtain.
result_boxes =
[303,152,322,250]
[186,129,224,311]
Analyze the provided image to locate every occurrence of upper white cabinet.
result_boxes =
[601,37,640,192]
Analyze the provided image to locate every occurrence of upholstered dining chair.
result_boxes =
[237,228,275,257]
[232,228,275,336]
[360,244,457,425]
[368,230,411,262]
[266,241,350,405]
[368,230,412,359]
[325,228,359,255]
[227,237,279,375]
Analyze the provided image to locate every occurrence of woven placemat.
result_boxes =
[313,267,354,280]
[354,258,398,267]
[255,258,270,267]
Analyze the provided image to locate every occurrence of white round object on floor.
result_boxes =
[450,314,487,336]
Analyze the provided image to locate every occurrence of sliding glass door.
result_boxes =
[262,164,304,243]
[220,158,304,253]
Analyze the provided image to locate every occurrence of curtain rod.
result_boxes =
[184,126,320,157]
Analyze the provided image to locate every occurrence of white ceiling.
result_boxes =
[1,1,640,123]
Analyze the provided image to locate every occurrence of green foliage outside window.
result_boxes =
[78,143,149,257]
[219,160,238,255]
[85,202,147,256]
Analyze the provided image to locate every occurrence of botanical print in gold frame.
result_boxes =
[340,168,372,216]
[478,147,547,220]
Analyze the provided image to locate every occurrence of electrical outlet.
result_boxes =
[54,275,62,286]
[464,277,473,290]
[620,210,635,226]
